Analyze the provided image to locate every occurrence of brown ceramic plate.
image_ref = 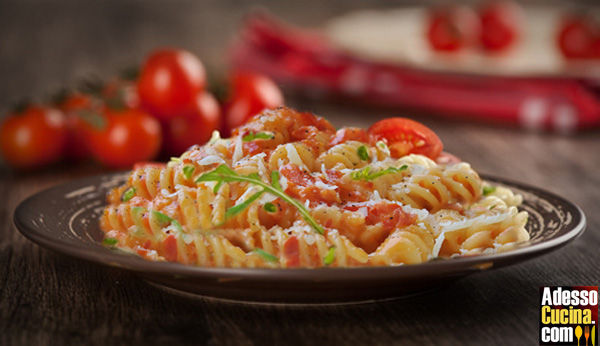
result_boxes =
[14,172,585,304]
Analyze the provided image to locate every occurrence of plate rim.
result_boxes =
[13,172,587,281]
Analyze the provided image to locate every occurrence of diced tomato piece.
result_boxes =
[365,203,416,232]
[162,235,178,262]
[283,236,300,268]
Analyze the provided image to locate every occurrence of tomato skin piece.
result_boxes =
[162,92,221,155]
[224,72,284,133]
[329,127,369,146]
[427,6,480,52]
[137,49,206,119]
[479,1,522,52]
[0,105,67,169]
[88,108,162,169]
[368,118,443,159]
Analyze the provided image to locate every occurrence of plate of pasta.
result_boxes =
[14,107,585,303]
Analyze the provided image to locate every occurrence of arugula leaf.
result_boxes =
[483,186,497,196]
[122,187,136,202]
[264,202,277,213]
[253,248,279,263]
[102,237,118,246]
[242,131,275,142]
[324,246,336,265]
[357,145,370,161]
[213,181,224,194]
[271,171,282,191]
[225,190,265,219]
[196,164,324,234]
[183,165,195,180]
[351,165,408,181]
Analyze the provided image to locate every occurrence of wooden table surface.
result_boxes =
[1,1,599,345]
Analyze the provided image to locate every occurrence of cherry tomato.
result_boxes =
[103,79,140,110]
[0,105,67,169]
[162,92,220,155]
[137,48,206,119]
[557,15,597,59]
[427,6,480,52]
[329,127,369,146]
[367,118,443,159]
[479,1,522,52]
[224,72,284,133]
[88,108,162,168]
[58,93,98,160]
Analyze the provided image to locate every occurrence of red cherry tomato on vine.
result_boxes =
[59,93,98,160]
[557,15,597,59]
[427,6,480,52]
[103,79,140,110]
[224,72,284,133]
[137,48,206,119]
[0,105,67,169]
[479,1,522,52]
[88,108,162,168]
[162,92,220,155]
[368,118,443,159]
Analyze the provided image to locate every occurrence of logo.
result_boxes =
[540,286,598,345]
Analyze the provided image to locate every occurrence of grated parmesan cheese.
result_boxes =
[285,143,306,168]
[232,136,243,164]
[197,155,226,166]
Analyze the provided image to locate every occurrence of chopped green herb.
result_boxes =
[196,164,324,234]
[170,157,181,163]
[264,202,277,213]
[483,186,497,196]
[122,187,136,202]
[183,165,195,180]
[489,205,497,210]
[253,248,279,263]
[152,210,173,226]
[242,131,275,142]
[357,145,370,161]
[102,237,118,246]
[151,210,183,231]
[132,206,146,216]
[324,246,336,265]
[351,165,408,181]
[376,141,390,155]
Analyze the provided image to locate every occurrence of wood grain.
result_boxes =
[0,1,599,345]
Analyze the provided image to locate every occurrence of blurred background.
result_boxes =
[0,0,598,171]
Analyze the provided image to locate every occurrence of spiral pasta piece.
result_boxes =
[369,224,435,265]
[317,141,371,169]
[268,142,316,171]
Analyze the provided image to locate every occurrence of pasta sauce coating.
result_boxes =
[100,107,530,267]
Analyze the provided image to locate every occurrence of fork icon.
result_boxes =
[585,325,590,346]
